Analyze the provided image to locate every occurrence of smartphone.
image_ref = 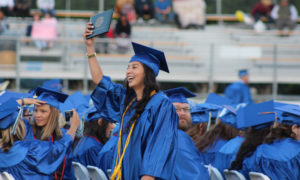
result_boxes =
[65,110,73,122]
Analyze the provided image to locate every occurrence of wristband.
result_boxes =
[86,52,96,59]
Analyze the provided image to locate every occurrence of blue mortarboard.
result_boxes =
[130,42,169,76]
[0,99,20,130]
[164,87,196,104]
[218,105,237,127]
[191,103,221,124]
[35,87,68,109]
[237,100,275,130]
[84,106,104,122]
[275,104,300,126]
[238,69,248,77]
[0,91,31,106]
[205,93,231,118]
[42,79,62,92]
[59,91,90,118]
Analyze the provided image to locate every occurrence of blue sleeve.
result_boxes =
[140,98,178,179]
[26,134,73,175]
[91,76,126,123]
[173,131,209,180]
[242,85,252,104]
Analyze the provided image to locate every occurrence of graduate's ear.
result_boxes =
[98,118,103,126]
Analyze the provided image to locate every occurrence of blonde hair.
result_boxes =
[34,106,62,141]
[0,119,26,152]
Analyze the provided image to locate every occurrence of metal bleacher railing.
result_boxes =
[1,18,300,101]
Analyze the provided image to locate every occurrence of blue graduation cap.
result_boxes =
[205,93,231,106]
[42,79,62,92]
[218,105,237,127]
[238,69,248,77]
[0,90,31,106]
[35,87,68,109]
[164,87,196,104]
[237,100,276,130]
[84,106,104,122]
[130,42,169,76]
[275,104,300,126]
[191,103,221,124]
[59,91,90,118]
[0,99,20,130]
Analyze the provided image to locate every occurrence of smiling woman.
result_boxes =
[84,22,178,180]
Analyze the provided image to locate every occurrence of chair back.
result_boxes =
[249,172,271,180]
[224,169,246,180]
[72,161,90,180]
[87,165,108,180]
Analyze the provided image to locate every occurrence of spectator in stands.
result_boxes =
[115,14,131,53]
[0,0,14,16]
[271,0,298,36]
[135,0,155,23]
[37,0,55,17]
[225,69,252,105]
[0,9,9,35]
[155,0,174,23]
[116,0,136,23]
[251,0,274,23]
[173,0,206,29]
[31,13,58,51]
[14,0,31,17]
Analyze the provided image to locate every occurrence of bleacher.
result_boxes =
[1,15,300,96]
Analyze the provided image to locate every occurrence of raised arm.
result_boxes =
[83,22,104,84]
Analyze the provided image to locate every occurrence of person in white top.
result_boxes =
[271,0,298,36]
[37,0,55,17]
[0,0,14,16]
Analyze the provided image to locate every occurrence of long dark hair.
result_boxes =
[195,121,239,152]
[186,122,208,142]
[230,126,271,170]
[123,63,159,132]
[264,123,295,144]
[84,119,110,144]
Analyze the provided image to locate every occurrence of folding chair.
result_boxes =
[87,165,108,180]
[249,172,270,180]
[224,169,246,180]
[205,164,224,180]
[0,172,15,180]
[72,161,90,180]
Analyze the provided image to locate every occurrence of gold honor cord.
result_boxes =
[111,91,156,180]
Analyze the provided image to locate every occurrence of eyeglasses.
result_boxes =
[175,107,191,113]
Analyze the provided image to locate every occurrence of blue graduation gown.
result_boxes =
[225,81,252,104]
[24,122,75,180]
[91,76,178,180]
[242,138,300,180]
[0,135,73,180]
[199,138,228,165]
[97,126,120,177]
[172,130,209,180]
[213,136,244,174]
[73,136,104,167]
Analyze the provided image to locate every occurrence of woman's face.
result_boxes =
[292,125,300,141]
[34,104,51,127]
[106,122,115,138]
[126,61,145,90]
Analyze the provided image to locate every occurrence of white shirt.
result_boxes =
[0,0,14,7]
[37,0,55,9]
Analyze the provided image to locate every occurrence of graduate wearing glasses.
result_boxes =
[84,24,178,180]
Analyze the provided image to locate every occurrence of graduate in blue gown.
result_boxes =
[241,104,300,180]
[229,100,276,179]
[97,124,120,178]
[165,87,209,179]
[193,94,238,165]
[0,99,80,180]
[84,24,178,180]
[23,87,75,180]
[225,69,252,105]
[73,106,115,167]
[212,104,245,175]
